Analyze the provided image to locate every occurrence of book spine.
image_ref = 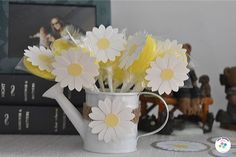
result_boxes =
[0,74,84,106]
[0,105,79,135]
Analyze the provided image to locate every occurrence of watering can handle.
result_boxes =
[137,92,169,140]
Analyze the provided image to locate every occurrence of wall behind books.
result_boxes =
[111,1,236,115]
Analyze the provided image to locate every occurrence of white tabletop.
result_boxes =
[0,124,235,157]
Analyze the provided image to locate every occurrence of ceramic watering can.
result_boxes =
[43,83,169,153]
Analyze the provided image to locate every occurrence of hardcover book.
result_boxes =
[0,105,78,134]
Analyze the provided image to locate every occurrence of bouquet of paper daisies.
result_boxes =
[22,25,190,95]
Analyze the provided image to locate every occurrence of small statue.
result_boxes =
[199,75,211,97]
[175,43,193,115]
[176,43,201,115]
[216,66,236,130]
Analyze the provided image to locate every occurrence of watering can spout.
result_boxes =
[42,82,63,99]
[43,83,85,139]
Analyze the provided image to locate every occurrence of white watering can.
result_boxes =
[43,83,169,153]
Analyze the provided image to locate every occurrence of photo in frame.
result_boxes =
[0,0,111,73]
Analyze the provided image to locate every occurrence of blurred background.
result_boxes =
[111,0,236,115]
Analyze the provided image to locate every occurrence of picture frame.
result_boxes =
[0,0,111,73]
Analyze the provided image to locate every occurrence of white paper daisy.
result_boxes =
[83,25,126,62]
[24,46,53,72]
[119,32,147,69]
[157,39,187,62]
[145,54,189,95]
[52,49,99,92]
[88,97,135,143]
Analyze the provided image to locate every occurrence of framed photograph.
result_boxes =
[0,0,111,73]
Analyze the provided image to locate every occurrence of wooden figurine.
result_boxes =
[199,75,211,97]
[176,43,194,115]
[216,66,236,130]
[176,43,201,116]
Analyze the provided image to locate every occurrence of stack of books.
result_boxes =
[0,74,82,134]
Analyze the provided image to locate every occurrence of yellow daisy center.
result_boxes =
[160,68,174,81]
[128,44,138,55]
[97,38,110,50]
[174,144,188,148]
[67,63,83,76]
[38,54,52,65]
[105,113,119,128]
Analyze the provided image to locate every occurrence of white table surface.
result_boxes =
[0,124,235,157]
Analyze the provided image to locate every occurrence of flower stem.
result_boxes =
[93,84,100,92]
[120,72,134,92]
[106,66,113,92]
[98,75,105,92]
[120,80,134,92]
[131,82,144,92]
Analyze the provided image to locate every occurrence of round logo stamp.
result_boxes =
[215,137,231,153]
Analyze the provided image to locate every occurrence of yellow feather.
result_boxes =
[128,35,157,82]
[52,39,76,56]
[23,57,55,80]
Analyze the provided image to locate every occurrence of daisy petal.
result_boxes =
[75,77,83,92]
[104,128,112,143]
[98,101,110,115]
[98,127,107,141]
[89,107,105,120]
[160,81,171,95]
[91,123,106,134]
[105,26,113,38]
[114,125,125,139]
[60,76,72,88]
[169,79,179,92]
[68,77,75,90]
[88,121,103,128]
[109,128,117,141]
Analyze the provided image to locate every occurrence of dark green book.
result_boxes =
[0,73,85,106]
[0,105,79,134]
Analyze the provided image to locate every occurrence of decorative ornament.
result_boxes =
[157,39,187,62]
[24,46,53,72]
[52,49,99,91]
[83,25,126,62]
[152,140,210,152]
[146,54,189,95]
[88,97,135,143]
